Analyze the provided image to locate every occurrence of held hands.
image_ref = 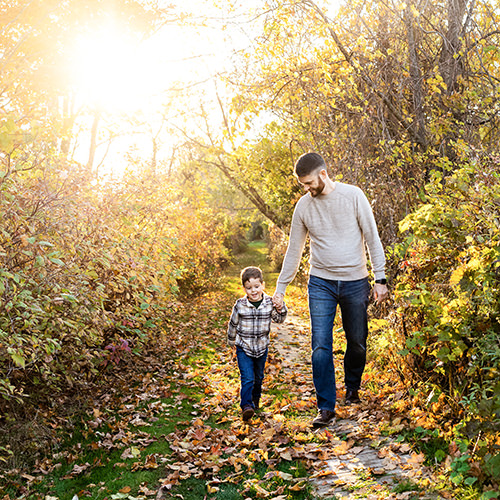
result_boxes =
[272,292,284,312]
[373,283,389,304]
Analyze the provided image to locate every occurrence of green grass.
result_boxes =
[6,386,199,500]
[392,478,421,493]
[226,240,275,292]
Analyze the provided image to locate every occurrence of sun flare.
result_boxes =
[70,26,168,113]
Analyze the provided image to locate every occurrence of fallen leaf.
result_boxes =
[279,449,293,461]
[332,439,354,456]
[138,484,157,496]
[407,452,425,464]
[288,481,307,491]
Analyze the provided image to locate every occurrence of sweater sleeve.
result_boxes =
[275,203,308,296]
[356,191,386,280]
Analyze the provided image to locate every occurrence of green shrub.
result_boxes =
[391,155,500,485]
[0,165,232,411]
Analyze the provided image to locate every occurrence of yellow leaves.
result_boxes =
[120,446,141,460]
[449,267,465,287]
[288,480,307,491]
[406,452,426,465]
[369,318,388,333]
[192,418,204,427]
[467,257,482,271]
[427,74,447,95]
[206,482,219,494]
[311,468,335,478]
[449,246,491,290]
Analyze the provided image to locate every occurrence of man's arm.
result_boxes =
[274,204,309,298]
[356,191,386,280]
[356,189,389,303]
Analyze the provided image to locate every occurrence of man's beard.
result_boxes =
[310,177,325,197]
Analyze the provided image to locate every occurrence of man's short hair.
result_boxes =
[294,152,326,177]
[241,266,264,285]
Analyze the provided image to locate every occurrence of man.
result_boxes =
[272,152,388,428]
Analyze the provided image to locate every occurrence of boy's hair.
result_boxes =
[294,152,327,177]
[241,266,264,285]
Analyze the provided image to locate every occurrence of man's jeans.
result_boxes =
[308,275,370,411]
[236,346,268,409]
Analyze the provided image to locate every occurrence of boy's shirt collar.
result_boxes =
[244,292,270,308]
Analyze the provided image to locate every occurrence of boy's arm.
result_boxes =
[271,301,288,323]
[227,303,239,346]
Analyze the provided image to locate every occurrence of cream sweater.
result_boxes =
[276,182,386,295]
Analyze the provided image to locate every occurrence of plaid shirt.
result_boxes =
[227,293,288,358]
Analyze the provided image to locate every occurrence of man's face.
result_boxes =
[243,277,264,302]
[297,170,326,197]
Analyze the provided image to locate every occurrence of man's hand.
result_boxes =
[272,292,284,312]
[373,283,389,304]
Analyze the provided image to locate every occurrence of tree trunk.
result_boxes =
[87,110,101,174]
[405,5,427,150]
[439,0,467,94]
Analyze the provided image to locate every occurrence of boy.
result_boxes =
[227,266,287,421]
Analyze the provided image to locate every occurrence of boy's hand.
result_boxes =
[230,346,236,360]
[272,292,284,311]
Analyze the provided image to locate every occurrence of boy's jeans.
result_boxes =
[236,346,268,409]
[308,275,370,411]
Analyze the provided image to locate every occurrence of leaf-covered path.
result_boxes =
[271,311,440,499]
[2,243,453,500]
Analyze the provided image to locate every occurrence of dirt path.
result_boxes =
[271,310,441,499]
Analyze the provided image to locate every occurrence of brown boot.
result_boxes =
[312,409,336,428]
[242,405,254,421]
[345,389,361,405]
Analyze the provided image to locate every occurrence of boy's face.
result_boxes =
[244,277,264,302]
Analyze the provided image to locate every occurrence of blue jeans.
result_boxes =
[308,275,370,411]
[236,346,268,409]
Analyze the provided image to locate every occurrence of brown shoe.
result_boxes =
[345,389,361,404]
[312,409,336,428]
[242,405,254,421]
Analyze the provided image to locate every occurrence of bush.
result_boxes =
[0,165,232,413]
[390,155,500,485]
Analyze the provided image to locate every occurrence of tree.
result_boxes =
[212,0,500,244]
[0,0,172,179]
